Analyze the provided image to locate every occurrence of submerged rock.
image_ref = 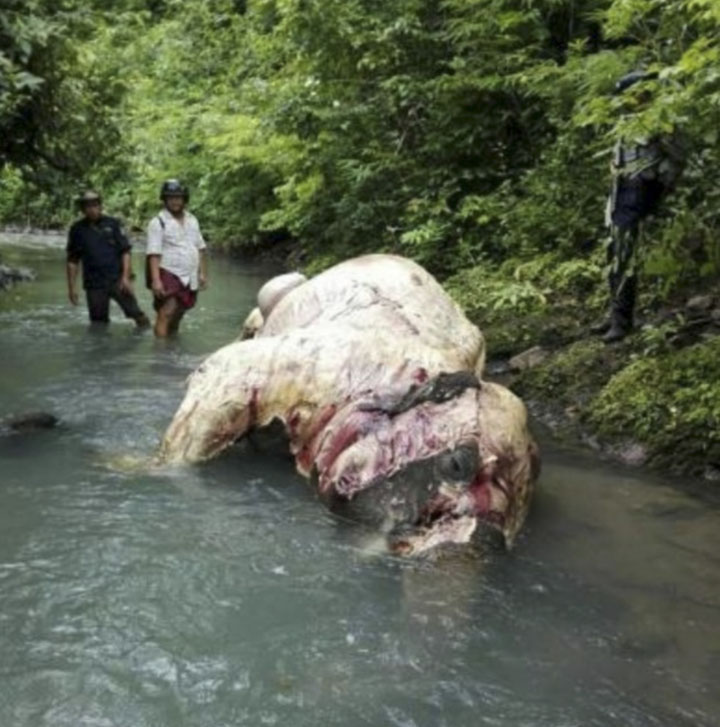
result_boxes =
[6,412,59,432]
[609,441,649,467]
[703,465,720,482]
[0,263,35,291]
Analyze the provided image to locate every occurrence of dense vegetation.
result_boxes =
[0,1,127,221]
[1,0,719,475]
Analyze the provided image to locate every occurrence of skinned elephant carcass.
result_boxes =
[161,254,539,555]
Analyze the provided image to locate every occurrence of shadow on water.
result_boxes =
[0,233,719,727]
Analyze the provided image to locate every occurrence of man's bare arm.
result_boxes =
[119,252,133,292]
[67,261,80,305]
[199,250,208,290]
[148,254,165,298]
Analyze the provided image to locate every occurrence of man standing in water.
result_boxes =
[593,70,684,343]
[146,179,208,337]
[66,190,149,328]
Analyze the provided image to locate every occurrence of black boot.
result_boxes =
[602,319,630,343]
[603,274,636,343]
[602,304,634,343]
[590,318,611,335]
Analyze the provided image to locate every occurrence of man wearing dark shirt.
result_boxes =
[66,191,149,327]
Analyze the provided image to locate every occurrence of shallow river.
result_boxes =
[1,233,719,727]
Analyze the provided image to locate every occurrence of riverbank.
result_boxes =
[446,254,720,481]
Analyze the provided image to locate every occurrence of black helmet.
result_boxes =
[76,190,102,207]
[160,179,189,201]
[614,70,658,94]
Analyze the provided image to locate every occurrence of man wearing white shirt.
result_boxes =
[146,179,208,337]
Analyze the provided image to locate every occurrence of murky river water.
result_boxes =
[1,233,718,727]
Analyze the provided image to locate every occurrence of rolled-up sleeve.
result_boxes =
[146,217,163,255]
[66,226,82,263]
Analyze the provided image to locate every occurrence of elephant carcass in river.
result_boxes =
[161,254,539,556]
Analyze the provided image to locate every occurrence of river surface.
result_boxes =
[0,232,719,727]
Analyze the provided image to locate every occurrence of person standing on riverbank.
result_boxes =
[66,190,150,328]
[593,71,684,343]
[146,179,208,337]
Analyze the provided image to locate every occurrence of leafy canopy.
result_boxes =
[0,0,718,293]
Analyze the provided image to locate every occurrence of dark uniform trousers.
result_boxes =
[86,282,145,323]
[607,177,665,330]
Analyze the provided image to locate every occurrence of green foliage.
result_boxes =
[635,318,683,357]
[447,264,546,317]
[511,254,604,299]
[2,0,720,288]
[0,167,23,222]
[587,337,720,468]
[515,339,622,404]
[446,252,606,355]
[512,329,720,473]
[448,253,604,314]
[0,1,131,211]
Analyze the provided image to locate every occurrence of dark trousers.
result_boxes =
[606,223,639,330]
[85,282,146,323]
[605,178,665,330]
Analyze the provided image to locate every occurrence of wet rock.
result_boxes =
[485,358,512,377]
[610,441,648,467]
[6,412,59,432]
[509,346,549,372]
[0,263,35,291]
[563,404,581,420]
[16,266,35,281]
[685,294,715,313]
[703,465,720,482]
